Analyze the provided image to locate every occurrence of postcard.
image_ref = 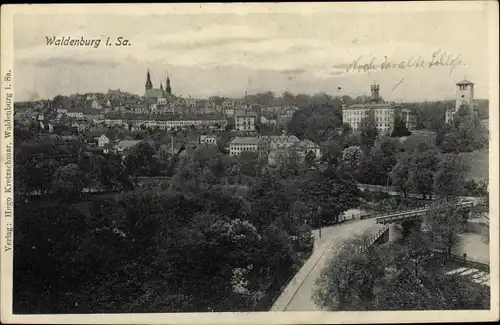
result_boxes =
[1,2,498,324]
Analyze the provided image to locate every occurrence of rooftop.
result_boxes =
[457,79,474,86]
[144,88,165,99]
[235,110,258,117]
[230,137,262,145]
[296,139,320,148]
[117,140,142,149]
[268,135,300,143]
[344,102,401,110]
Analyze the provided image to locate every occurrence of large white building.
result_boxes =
[235,110,258,131]
[446,79,475,123]
[104,115,227,130]
[342,84,414,135]
[229,137,269,157]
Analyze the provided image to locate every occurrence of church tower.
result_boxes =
[166,74,171,95]
[145,69,153,90]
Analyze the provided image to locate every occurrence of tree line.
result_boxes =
[14,122,367,313]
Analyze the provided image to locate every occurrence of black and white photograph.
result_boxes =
[1,2,498,324]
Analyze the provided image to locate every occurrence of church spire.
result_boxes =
[166,71,171,95]
[145,69,153,90]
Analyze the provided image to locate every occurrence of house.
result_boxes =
[222,99,235,110]
[115,140,142,153]
[200,135,217,145]
[293,139,322,160]
[66,108,84,119]
[205,100,217,114]
[102,143,114,154]
[133,103,149,115]
[84,131,102,146]
[38,121,53,133]
[91,99,103,110]
[223,107,235,118]
[276,106,299,125]
[235,110,258,131]
[184,98,197,108]
[71,121,90,132]
[229,136,269,157]
[261,112,277,125]
[98,134,111,147]
[267,134,301,150]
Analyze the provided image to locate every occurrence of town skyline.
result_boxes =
[13,5,490,102]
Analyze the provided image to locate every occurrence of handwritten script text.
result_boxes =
[346,50,463,75]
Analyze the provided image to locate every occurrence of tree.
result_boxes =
[303,167,362,224]
[390,114,411,137]
[287,104,342,143]
[314,236,386,310]
[424,200,467,256]
[340,146,363,173]
[321,140,342,166]
[51,163,87,200]
[359,110,379,149]
[305,150,317,168]
[342,133,362,148]
[276,150,303,178]
[394,231,433,277]
[282,91,296,105]
[390,154,411,197]
[433,155,470,199]
[407,148,441,199]
[123,142,160,178]
[239,151,262,178]
[437,105,488,153]
[248,174,296,229]
[358,138,398,185]
[341,122,353,136]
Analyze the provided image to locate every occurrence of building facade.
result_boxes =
[277,106,299,125]
[200,135,217,145]
[446,79,475,123]
[235,110,257,131]
[342,84,414,135]
[229,137,269,157]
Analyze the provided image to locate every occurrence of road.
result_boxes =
[272,218,385,311]
[272,198,486,311]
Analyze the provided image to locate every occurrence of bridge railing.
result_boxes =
[356,225,390,254]
[374,201,474,224]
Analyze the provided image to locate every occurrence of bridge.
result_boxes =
[270,200,477,311]
[375,201,474,225]
[271,219,389,311]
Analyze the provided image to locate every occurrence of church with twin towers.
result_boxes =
[144,69,173,101]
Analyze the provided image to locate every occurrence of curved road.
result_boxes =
[272,218,386,311]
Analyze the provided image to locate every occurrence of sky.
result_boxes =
[11,3,493,102]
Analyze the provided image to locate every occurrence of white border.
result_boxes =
[1,2,499,324]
